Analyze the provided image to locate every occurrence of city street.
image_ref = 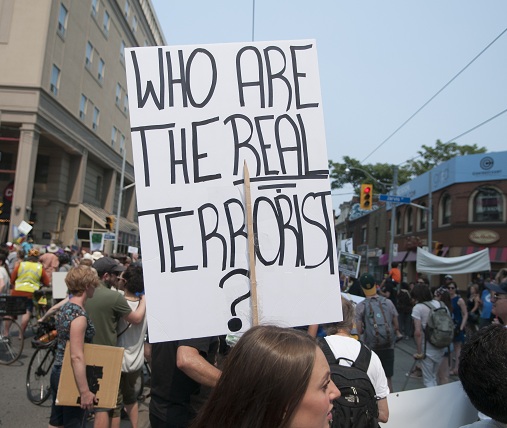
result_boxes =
[0,331,461,427]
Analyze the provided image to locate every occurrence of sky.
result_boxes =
[149,0,507,211]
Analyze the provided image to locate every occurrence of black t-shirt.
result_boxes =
[149,336,219,426]
[382,279,397,306]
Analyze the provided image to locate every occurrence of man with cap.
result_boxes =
[443,274,453,287]
[486,281,507,326]
[85,256,146,428]
[355,272,402,392]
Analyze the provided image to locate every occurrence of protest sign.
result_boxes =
[125,40,341,342]
[338,251,361,278]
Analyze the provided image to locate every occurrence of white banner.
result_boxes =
[125,40,341,342]
[381,382,477,428]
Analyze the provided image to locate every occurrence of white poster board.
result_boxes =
[125,40,341,342]
[52,272,68,299]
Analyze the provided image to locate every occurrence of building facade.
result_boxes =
[336,151,507,287]
[0,0,165,252]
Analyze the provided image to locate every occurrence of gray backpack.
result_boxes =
[362,296,394,349]
[423,301,454,348]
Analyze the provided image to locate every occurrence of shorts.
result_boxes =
[374,348,395,378]
[119,369,142,405]
[49,365,87,428]
[10,290,34,313]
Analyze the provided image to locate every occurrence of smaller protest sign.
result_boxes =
[52,272,68,299]
[338,251,361,278]
[57,343,123,408]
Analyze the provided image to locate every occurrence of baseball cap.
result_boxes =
[444,274,453,280]
[359,273,377,297]
[93,257,126,276]
[486,281,507,295]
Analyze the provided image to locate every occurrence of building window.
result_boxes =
[406,206,413,233]
[440,194,451,225]
[111,126,117,146]
[98,58,105,83]
[361,226,367,244]
[57,3,68,38]
[124,0,130,18]
[34,155,50,184]
[120,40,125,62]
[120,134,125,154]
[132,16,137,33]
[85,41,93,69]
[418,202,427,231]
[96,175,103,202]
[50,64,60,96]
[115,83,121,106]
[79,94,88,120]
[92,107,100,131]
[473,187,503,222]
[396,209,401,235]
[91,0,99,18]
[123,94,129,114]
[103,10,110,35]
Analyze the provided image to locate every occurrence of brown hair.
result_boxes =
[65,265,99,295]
[191,325,318,428]
[323,297,355,335]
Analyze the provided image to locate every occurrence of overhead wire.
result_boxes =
[396,106,507,167]
[361,25,507,163]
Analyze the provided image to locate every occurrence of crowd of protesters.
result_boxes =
[1,238,506,427]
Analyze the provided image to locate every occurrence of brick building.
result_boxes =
[336,151,507,287]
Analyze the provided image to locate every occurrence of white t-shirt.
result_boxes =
[411,299,449,355]
[324,334,390,398]
[117,299,147,373]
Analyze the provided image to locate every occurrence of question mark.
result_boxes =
[219,268,250,332]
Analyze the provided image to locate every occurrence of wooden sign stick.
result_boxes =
[243,161,259,326]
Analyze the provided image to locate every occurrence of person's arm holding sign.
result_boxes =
[177,345,221,388]
[69,315,96,410]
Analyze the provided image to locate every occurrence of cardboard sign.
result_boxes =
[125,40,341,342]
[56,343,123,408]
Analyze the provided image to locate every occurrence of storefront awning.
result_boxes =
[461,246,507,263]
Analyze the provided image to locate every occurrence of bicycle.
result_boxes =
[0,296,27,365]
[26,320,57,405]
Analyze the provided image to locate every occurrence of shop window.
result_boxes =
[473,188,503,222]
[34,155,50,184]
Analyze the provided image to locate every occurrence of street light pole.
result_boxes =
[387,166,399,271]
[113,148,126,254]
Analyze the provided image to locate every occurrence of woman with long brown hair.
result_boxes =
[191,325,340,428]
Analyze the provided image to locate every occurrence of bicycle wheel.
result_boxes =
[26,343,55,405]
[0,316,24,365]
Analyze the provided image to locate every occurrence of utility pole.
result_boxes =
[113,148,126,254]
[388,166,399,271]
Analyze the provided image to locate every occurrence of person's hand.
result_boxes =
[79,390,97,410]
[413,353,425,360]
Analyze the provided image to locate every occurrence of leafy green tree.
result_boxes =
[329,140,487,192]
[406,140,486,176]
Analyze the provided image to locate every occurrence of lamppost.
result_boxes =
[113,148,135,254]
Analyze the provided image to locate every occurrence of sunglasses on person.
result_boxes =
[492,293,507,301]
[447,286,456,290]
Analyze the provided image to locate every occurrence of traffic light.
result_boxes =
[359,184,373,210]
[0,202,3,215]
[106,215,115,231]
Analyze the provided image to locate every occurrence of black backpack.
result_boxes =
[319,338,379,428]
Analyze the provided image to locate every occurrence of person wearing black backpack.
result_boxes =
[321,297,389,427]
[411,283,451,387]
[355,273,401,393]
